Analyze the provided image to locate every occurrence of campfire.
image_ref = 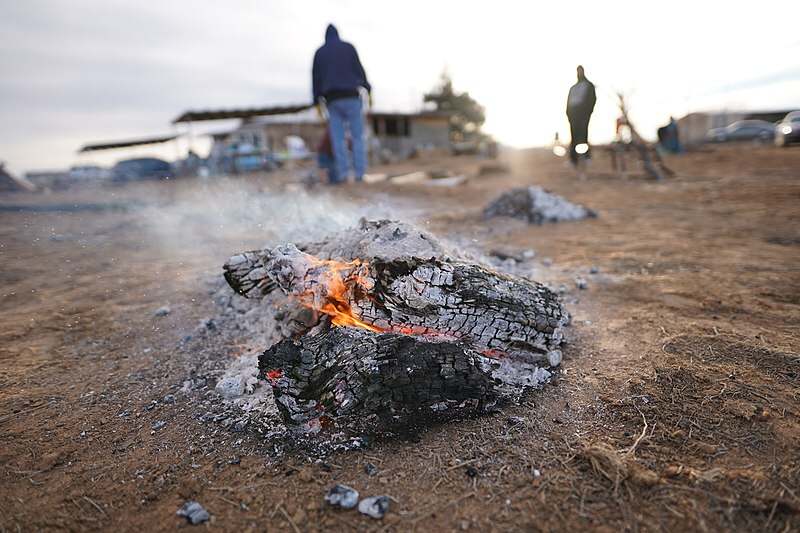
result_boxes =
[223,219,569,429]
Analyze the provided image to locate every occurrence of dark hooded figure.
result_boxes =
[566,65,597,166]
[312,24,371,183]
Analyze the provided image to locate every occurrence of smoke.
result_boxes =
[137,178,415,265]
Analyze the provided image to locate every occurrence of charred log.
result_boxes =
[259,327,498,425]
[224,219,449,299]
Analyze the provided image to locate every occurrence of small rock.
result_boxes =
[325,484,359,509]
[358,495,390,519]
[215,375,246,399]
[465,466,479,478]
[364,463,379,476]
[151,420,166,430]
[589,265,599,274]
[162,394,176,404]
[153,306,171,317]
[533,468,542,478]
[542,258,553,267]
[507,416,525,427]
[575,278,588,290]
[177,501,210,525]
[228,456,241,465]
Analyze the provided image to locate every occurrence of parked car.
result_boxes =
[775,111,800,147]
[705,120,775,144]
[68,164,109,181]
[111,158,172,182]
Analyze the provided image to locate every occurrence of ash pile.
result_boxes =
[484,186,596,224]
[222,219,570,433]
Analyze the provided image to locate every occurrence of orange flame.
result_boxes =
[295,256,384,333]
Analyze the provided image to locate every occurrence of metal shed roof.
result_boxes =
[172,104,313,124]
[78,134,178,153]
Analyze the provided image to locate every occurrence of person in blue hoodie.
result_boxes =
[312,24,371,183]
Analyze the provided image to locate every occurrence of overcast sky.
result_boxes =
[1,0,799,173]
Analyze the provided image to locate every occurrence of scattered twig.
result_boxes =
[277,504,301,533]
[445,458,479,471]
[623,405,648,456]
[83,496,108,517]
[214,494,240,508]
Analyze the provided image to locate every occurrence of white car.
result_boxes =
[775,111,800,147]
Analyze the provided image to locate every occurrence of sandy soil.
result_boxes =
[1,145,799,531]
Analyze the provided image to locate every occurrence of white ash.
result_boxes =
[482,357,553,402]
[311,218,453,262]
[214,353,277,417]
[484,186,596,225]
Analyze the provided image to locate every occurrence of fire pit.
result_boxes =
[223,219,569,429]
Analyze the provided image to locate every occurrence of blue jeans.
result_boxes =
[327,97,366,181]
[317,152,339,184]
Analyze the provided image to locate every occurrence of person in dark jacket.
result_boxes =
[566,65,597,167]
[312,24,371,183]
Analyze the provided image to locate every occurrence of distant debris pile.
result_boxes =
[483,186,596,224]
[0,162,37,193]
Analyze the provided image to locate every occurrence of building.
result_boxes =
[174,104,452,173]
[370,111,451,159]
[676,109,794,146]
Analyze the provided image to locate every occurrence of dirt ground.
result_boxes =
[1,145,799,532]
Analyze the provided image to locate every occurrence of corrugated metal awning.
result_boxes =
[172,104,313,124]
[78,134,178,153]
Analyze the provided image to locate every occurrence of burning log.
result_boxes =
[223,219,569,428]
[226,244,567,362]
[224,219,449,299]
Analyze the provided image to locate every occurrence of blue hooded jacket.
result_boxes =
[312,25,371,103]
